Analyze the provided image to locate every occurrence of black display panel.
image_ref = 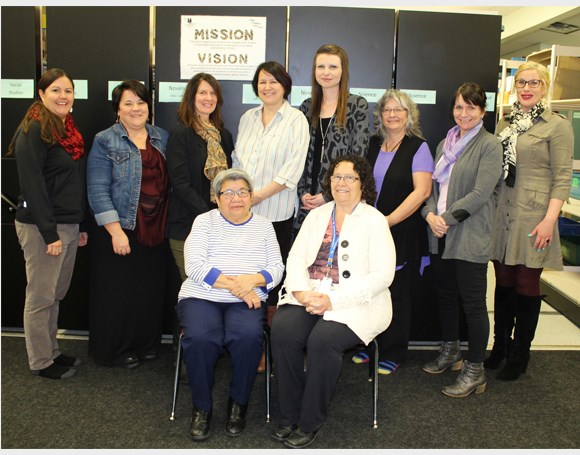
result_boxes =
[288,6,395,131]
[154,7,287,139]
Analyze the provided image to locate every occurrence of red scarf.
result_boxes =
[30,104,85,160]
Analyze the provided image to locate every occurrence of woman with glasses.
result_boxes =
[271,155,395,448]
[421,83,502,397]
[177,168,284,441]
[488,62,573,381]
[351,90,433,375]
[295,44,370,233]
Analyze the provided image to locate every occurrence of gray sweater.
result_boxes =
[421,128,502,263]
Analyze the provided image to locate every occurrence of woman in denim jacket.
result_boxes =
[87,80,170,369]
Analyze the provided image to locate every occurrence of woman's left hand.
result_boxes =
[241,290,262,310]
[227,275,256,299]
[79,232,88,247]
[303,292,332,315]
[529,217,556,250]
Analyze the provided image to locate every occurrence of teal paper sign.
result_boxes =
[350,88,385,103]
[399,89,437,105]
[485,92,496,112]
[158,82,188,103]
[242,84,261,105]
[74,80,88,100]
[290,86,312,107]
[1,79,34,99]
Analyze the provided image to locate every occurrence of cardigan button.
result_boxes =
[341,240,349,248]
[342,254,349,261]
[342,270,351,279]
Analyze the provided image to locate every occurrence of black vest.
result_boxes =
[367,134,430,264]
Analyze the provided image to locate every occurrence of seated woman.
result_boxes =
[176,168,284,441]
[271,155,396,449]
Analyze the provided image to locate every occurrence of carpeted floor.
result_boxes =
[1,335,579,449]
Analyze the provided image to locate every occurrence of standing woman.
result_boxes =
[421,83,502,397]
[87,80,170,369]
[294,44,370,232]
[166,73,233,281]
[352,90,433,374]
[488,62,573,381]
[10,68,87,379]
[234,60,309,309]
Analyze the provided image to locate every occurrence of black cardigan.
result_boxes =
[166,123,234,240]
[367,134,429,264]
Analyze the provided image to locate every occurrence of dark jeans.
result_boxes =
[266,216,294,306]
[272,304,361,432]
[430,241,489,363]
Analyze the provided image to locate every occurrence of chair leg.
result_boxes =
[170,331,183,421]
[263,326,271,423]
[371,339,379,429]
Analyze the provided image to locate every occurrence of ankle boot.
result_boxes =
[442,361,486,397]
[484,286,516,369]
[497,294,541,381]
[422,341,463,374]
[225,397,248,436]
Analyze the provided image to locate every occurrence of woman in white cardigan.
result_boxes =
[271,155,396,449]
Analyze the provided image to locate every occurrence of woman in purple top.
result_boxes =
[352,89,433,374]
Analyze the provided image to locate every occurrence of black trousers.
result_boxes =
[266,216,294,306]
[375,260,418,363]
[271,304,361,432]
[430,239,489,363]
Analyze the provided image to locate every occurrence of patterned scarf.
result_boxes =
[30,104,85,160]
[194,121,228,202]
[497,100,546,187]
[433,120,483,184]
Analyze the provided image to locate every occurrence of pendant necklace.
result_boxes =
[384,136,404,152]
[320,115,335,163]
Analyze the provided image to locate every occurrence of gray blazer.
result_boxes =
[421,128,503,263]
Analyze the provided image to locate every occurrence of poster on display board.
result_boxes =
[180,15,267,81]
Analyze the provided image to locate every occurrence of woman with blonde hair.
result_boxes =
[488,61,573,380]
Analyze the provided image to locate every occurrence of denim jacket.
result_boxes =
[87,122,169,230]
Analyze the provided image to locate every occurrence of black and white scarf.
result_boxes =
[497,100,546,187]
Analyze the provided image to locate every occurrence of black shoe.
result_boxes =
[54,353,82,367]
[497,353,529,381]
[33,363,76,379]
[190,406,212,441]
[225,397,248,437]
[284,426,323,449]
[483,345,507,370]
[111,354,139,369]
[138,350,157,361]
[271,424,296,442]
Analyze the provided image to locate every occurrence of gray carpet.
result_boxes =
[1,335,579,449]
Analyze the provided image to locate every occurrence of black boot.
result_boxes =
[225,397,248,437]
[484,286,516,369]
[190,405,212,441]
[497,294,542,381]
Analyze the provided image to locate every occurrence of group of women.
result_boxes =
[11,40,573,448]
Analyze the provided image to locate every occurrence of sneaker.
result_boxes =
[54,354,82,367]
[33,363,76,379]
[378,360,400,375]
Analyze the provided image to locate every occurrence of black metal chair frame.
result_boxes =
[169,324,272,422]
[170,327,379,428]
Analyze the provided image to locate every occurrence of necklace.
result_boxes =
[320,115,335,163]
[384,136,404,152]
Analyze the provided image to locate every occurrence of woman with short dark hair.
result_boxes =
[421,82,502,397]
[87,80,170,369]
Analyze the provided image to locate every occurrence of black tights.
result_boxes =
[493,261,543,296]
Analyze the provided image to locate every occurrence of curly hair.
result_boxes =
[322,154,377,203]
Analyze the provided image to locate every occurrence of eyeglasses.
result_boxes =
[381,107,407,115]
[218,188,251,199]
[330,175,360,184]
[514,79,542,89]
